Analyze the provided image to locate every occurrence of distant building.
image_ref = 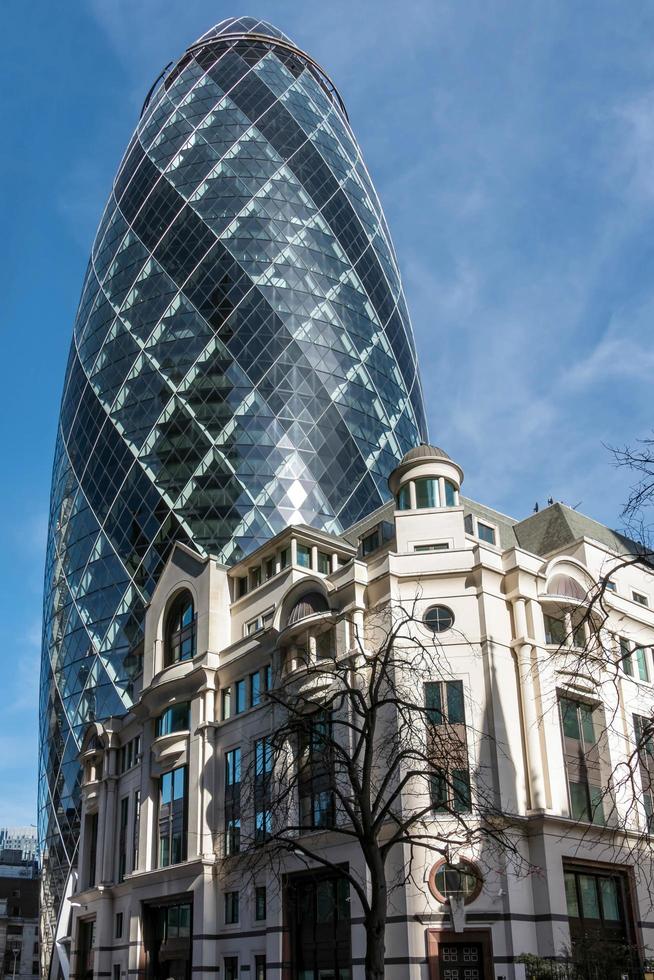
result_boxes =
[0,849,39,980]
[0,832,37,867]
[67,445,654,979]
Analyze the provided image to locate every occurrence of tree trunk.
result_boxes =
[364,863,387,980]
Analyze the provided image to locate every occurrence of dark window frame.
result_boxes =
[158,765,188,867]
[559,696,607,825]
[164,591,196,666]
[425,680,471,814]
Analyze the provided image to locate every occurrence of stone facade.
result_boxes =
[67,447,654,980]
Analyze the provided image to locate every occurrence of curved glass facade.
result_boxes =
[39,15,427,967]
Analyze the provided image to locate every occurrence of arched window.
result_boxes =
[164,591,196,666]
[287,592,329,626]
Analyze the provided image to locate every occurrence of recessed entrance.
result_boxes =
[143,897,192,980]
[284,869,351,980]
[426,929,493,980]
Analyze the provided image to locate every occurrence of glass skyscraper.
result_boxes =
[39,16,427,973]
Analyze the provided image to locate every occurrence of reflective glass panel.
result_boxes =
[415,478,438,509]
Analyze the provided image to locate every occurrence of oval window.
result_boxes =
[424,606,455,633]
[429,860,482,904]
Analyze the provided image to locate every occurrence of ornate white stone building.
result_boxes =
[66,446,654,980]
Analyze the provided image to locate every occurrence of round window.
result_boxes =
[429,860,481,904]
[424,605,454,633]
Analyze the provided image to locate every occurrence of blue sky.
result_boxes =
[2,0,654,827]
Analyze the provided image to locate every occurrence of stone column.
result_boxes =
[513,598,546,810]
[101,748,118,884]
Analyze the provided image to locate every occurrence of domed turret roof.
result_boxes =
[400,443,451,464]
[388,443,462,494]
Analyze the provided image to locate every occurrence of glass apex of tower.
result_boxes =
[197,16,295,45]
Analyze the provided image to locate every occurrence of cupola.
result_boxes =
[388,444,467,553]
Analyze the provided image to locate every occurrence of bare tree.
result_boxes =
[521,557,654,960]
[228,600,528,980]
[612,437,654,533]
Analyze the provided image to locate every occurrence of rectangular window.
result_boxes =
[264,664,272,691]
[224,748,241,856]
[572,616,586,649]
[117,796,129,882]
[264,557,275,580]
[397,483,411,510]
[425,681,471,813]
[255,886,266,921]
[361,528,381,556]
[604,578,617,592]
[559,698,606,825]
[224,892,239,925]
[255,955,266,980]
[296,543,312,568]
[544,613,566,646]
[564,864,631,948]
[113,966,120,980]
[255,737,273,842]
[235,679,246,714]
[131,791,140,872]
[415,477,438,508]
[634,715,654,832]
[425,681,472,813]
[635,646,650,683]
[247,617,262,636]
[477,521,496,545]
[250,671,261,707]
[115,912,123,939]
[87,812,98,888]
[237,576,248,599]
[299,713,335,829]
[318,551,331,574]
[463,513,474,534]
[250,566,261,589]
[414,542,449,552]
[222,688,232,720]
[633,590,649,606]
[158,765,187,867]
[425,681,465,725]
[280,547,290,570]
[316,627,335,660]
[620,637,634,677]
[425,682,443,726]
[224,958,238,980]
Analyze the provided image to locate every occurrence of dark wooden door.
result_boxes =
[439,941,485,980]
